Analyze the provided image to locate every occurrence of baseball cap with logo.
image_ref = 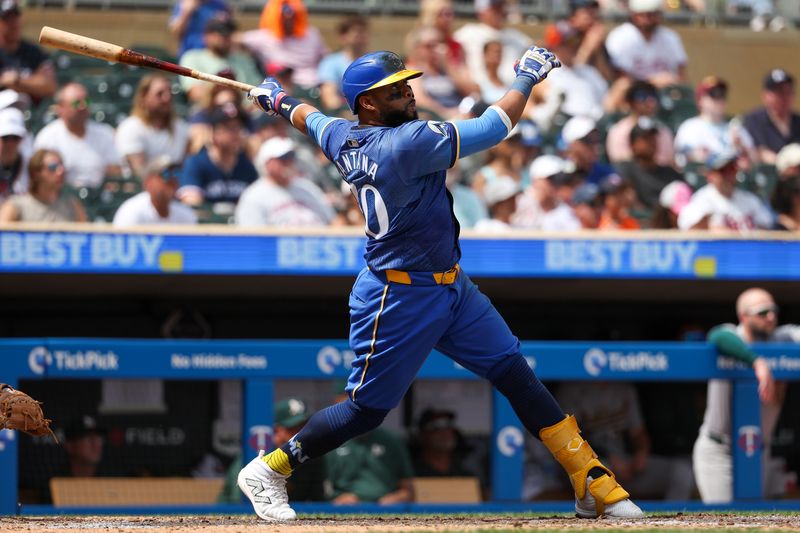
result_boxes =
[629,116,659,142]
[629,0,662,13]
[0,0,19,16]
[0,107,27,137]
[274,398,310,428]
[208,102,244,127]
[64,415,106,441]
[696,76,728,100]
[763,69,794,90]
[517,119,542,147]
[573,182,601,205]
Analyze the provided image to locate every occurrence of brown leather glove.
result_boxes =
[0,383,57,442]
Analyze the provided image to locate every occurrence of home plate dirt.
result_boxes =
[1,513,799,532]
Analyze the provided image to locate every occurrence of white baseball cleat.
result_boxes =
[237,450,297,521]
[575,475,644,519]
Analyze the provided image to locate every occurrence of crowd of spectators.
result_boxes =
[2,0,800,233]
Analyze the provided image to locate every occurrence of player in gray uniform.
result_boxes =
[693,287,794,503]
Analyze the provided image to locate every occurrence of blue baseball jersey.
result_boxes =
[309,116,461,272]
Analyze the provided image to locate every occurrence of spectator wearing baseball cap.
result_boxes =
[511,119,543,189]
[411,408,474,478]
[604,0,688,87]
[561,115,618,186]
[596,174,640,230]
[606,80,675,167]
[113,156,198,227]
[179,103,258,207]
[743,69,800,165]
[513,155,581,231]
[529,21,609,131]
[0,0,57,105]
[678,149,773,231]
[178,13,265,104]
[473,175,521,233]
[572,182,602,229]
[0,106,31,202]
[616,117,684,209]
[61,416,107,478]
[675,76,757,168]
[650,180,692,229]
[235,136,334,227]
[168,0,231,60]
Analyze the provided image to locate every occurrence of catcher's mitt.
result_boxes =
[0,383,57,442]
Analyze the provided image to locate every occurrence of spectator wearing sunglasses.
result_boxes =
[677,149,773,232]
[674,76,756,168]
[693,288,796,503]
[33,82,122,189]
[0,148,86,222]
[606,80,675,167]
[113,156,197,226]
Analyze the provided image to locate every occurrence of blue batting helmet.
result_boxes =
[341,51,422,114]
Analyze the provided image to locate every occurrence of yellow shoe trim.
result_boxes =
[262,448,292,476]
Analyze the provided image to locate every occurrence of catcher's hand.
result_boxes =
[514,46,561,85]
[248,77,286,116]
[0,383,57,442]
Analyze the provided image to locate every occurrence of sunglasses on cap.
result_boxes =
[45,162,63,172]
[160,166,182,180]
[746,304,779,318]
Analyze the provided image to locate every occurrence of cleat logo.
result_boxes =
[567,437,583,452]
[245,478,271,504]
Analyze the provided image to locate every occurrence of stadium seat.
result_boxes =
[738,163,779,201]
[682,161,707,190]
[50,478,224,506]
[80,175,143,223]
[411,477,481,503]
[658,84,697,133]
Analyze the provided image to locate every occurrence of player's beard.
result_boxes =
[380,103,418,127]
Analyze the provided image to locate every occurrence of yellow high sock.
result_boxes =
[261,448,292,476]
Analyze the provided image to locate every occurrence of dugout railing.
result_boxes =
[2,338,799,516]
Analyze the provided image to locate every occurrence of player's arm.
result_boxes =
[452,46,560,159]
[708,325,775,403]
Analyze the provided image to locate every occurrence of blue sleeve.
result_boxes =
[179,154,204,188]
[306,112,346,159]
[390,120,459,178]
[452,106,512,159]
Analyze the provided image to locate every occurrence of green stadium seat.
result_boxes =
[738,163,779,202]
[82,175,143,223]
[682,161,706,190]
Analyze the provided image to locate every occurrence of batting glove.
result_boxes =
[248,77,286,116]
[513,46,561,85]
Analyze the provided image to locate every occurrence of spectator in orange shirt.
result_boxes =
[597,174,640,229]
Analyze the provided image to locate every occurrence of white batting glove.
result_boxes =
[248,77,286,116]
[513,46,561,85]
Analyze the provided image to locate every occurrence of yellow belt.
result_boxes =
[384,264,460,285]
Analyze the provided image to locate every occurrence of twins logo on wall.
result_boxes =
[248,425,274,453]
[737,425,763,458]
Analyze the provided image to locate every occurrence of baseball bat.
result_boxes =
[38,26,256,93]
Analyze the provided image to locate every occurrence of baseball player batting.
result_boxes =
[693,287,794,503]
[237,46,643,521]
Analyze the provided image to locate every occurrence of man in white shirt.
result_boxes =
[235,137,334,227]
[678,149,774,231]
[453,0,531,87]
[674,76,756,168]
[513,155,581,231]
[604,0,688,87]
[113,156,197,226]
[33,82,121,188]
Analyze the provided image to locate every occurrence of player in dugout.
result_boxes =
[237,47,644,521]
